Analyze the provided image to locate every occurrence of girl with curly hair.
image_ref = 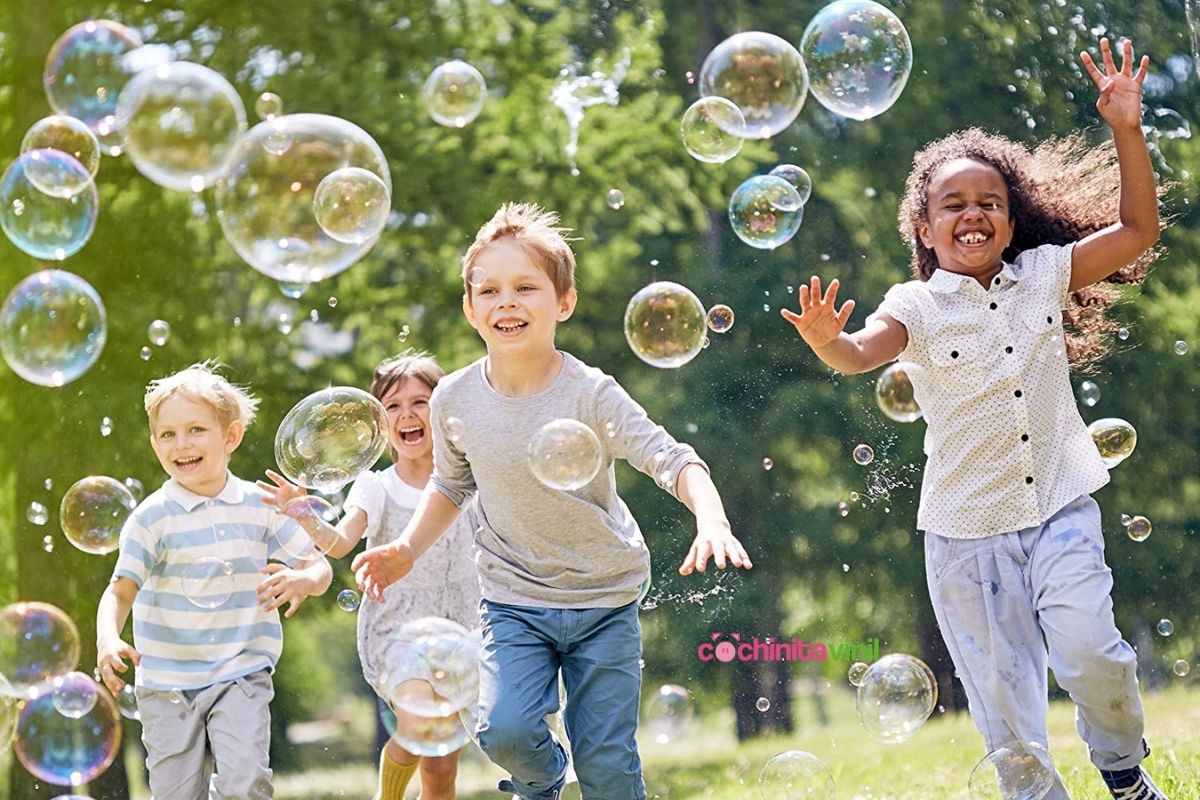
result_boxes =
[783,38,1166,800]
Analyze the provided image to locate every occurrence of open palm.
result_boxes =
[1081,37,1148,131]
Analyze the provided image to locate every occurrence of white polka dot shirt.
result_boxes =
[872,243,1110,539]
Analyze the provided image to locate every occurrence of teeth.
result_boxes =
[496,321,524,331]
[957,231,987,244]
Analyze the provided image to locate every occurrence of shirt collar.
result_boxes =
[928,261,1024,294]
[163,472,243,511]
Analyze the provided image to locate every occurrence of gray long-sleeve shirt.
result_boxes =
[429,352,706,608]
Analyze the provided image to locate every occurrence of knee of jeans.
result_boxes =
[575,759,642,800]
[477,717,539,765]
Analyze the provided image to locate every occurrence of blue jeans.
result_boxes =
[477,599,646,800]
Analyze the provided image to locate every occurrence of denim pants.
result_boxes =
[477,599,646,800]
[925,495,1147,799]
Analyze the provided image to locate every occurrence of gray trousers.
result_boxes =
[137,669,274,799]
[925,495,1146,799]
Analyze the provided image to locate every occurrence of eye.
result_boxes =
[984,202,1001,210]
[519,285,536,291]
[160,431,174,439]
[944,202,964,211]
[479,287,496,295]
[190,426,205,433]
[415,399,429,406]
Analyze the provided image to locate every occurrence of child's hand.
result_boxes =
[781,276,856,350]
[257,563,318,618]
[351,541,415,601]
[96,637,140,695]
[679,518,752,576]
[1081,38,1149,133]
[256,469,307,512]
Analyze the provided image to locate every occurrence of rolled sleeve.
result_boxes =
[112,515,156,588]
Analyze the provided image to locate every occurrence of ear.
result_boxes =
[461,293,477,328]
[224,420,245,454]
[1002,216,1016,248]
[917,220,934,249]
[557,287,578,322]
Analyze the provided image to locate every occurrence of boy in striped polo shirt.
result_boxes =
[96,363,332,799]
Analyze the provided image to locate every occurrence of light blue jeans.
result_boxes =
[476,599,646,800]
[925,495,1147,799]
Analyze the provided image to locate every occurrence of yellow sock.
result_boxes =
[378,748,418,800]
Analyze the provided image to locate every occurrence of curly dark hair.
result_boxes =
[897,127,1165,370]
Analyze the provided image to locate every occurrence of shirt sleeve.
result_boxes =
[1050,242,1076,307]
[429,386,476,508]
[869,281,921,360]
[112,512,158,587]
[344,472,384,542]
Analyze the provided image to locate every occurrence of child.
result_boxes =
[782,39,1165,800]
[258,351,479,800]
[96,362,332,800]
[352,202,752,800]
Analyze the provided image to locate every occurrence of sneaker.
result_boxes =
[1099,766,1169,800]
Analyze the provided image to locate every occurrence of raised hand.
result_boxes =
[1081,37,1148,132]
[256,469,307,512]
[351,541,415,601]
[781,275,856,349]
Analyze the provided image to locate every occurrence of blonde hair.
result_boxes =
[462,203,577,303]
[370,350,445,462]
[144,361,259,431]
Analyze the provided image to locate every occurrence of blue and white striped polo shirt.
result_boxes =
[112,473,314,690]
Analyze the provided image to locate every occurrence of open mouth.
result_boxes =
[398,425,425,445]
[174,455,202,470]
[494,319,528,336]
[955,230,990,245]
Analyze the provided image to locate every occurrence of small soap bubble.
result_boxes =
[853,444,874,465]
[1126,515,1152,542]
[123,477,144,502]
[762,458,773,471]
[255,92,283,120]
[147,319,170,346]
[20,117,101,195]
[1173,659,1190,677]
[848,662,869,686]
[768,164,813,205]
[116,683,139,720]
[422,60,487,127]
[838,501,849,517]
[445,416,465,443]
[138,346,151,361]
[43,535,55,553]
[43,478,53,491]
[336,589,361,612]
[466,267,486,288]
[1175,339,1189,355]
[855,653,937,743]
[1,270,106,388]
[1079,380,1100,407]
[875,363,921,422]
[706,304,735,334]
[755,697,771,712]
[1156,619,1174,637]
[1088,418,1137,468]
[849,491,860,501]
[0,602,81,694]
[278,281,309,300]
[1117,327,1130,341]
[277,311,294,335]
[729,175,804,250]
[51,671,99,719]
[758,751,835,799]
[842,563,850,573]
[308,309,320,322]
[968,741,1057,800]
[1121,513,1132,526]
[529,419,602,491]
[643,684,693,744]
[60,476,135,555]
[624,282,707,368]
[327,296,338,308]
[181,557,235,609]
[313,167,390,245]
[607,189,625,210]
[168,688,183,704]
[99,417,113,437]
[27,501,49,526]
[679,97,745,163]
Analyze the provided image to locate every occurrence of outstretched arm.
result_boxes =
[675,463,752,576]
[781,276,908,374]
[350,487,463,601]
[1071,37,1159,292]
[257,470,368,559]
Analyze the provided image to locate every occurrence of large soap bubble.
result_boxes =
[698,31,808,139]
[20,117,101,196]
[728,175,804,250]
[313,167,391,245]
[875,362,922,423]
[0,602,81,697]
[422,60,487,128]
[680,97,745,163]
[216,114,391,282]
[1,270,107,388]
[275,386,389,494]
[1088,418,1137,468]
[181,557,236,609]
[968,741,1056,800]
[390,692,471,757]
[855,654,937,743]
[800,0,913,121]
[0,150,98,260]
[43,20,144,151]
[758,750,835,799]
[643,684,693,744]
[115,62,247,192]
[624,282,707,369]
[14,677,121,786]
[59,476,136,555]
[529,419,603,491]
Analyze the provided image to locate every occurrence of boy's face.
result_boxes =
[149,394,243,497]
[462,238,577,358]
[918,158,1015,280]
[380,377,434,463]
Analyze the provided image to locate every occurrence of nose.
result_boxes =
[962,203,985,220]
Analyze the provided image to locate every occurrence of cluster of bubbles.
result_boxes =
[529,419,604,491]
[624,282,708,368]
[854,654,937,744]
[642,684,693,744]
[274,387,389,494]
[1088,418,1137,468]
[758,750,835,799]
[875,362,922,423]
[58,476,136,555]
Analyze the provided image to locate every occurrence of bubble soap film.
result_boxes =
[275,386,389,494]
[14,675,121,786]
[59,476,136,555]
[0,602,81,698]
[529,419,603,491]
[0,150,98,260]
[43,19,144,150]
[624,282,707,369]
[699,31,809,139]
[1,270,106,388]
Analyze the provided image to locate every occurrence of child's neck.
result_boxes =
[178,469,230,498]
[392,455,433,489]
[484,348,564,398]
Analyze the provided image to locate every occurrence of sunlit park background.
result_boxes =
[1,0,1200,797]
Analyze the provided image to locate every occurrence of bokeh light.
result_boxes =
[275,386,389,494]
[59,476,136,555]
[0,270,106,388]
[728,175,803,250]
[0,150,98,260]
[529,419,603,491]
[698,31,808,139]
[624,281,707,369]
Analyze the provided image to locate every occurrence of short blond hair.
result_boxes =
[462,203,576,303]
[144,361,259,431]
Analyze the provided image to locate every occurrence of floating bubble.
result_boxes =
[1126,515,1152,542]
[706,304,735,334]
[529,419,603,491]
[147,320,170,346]
[390,688,471,757]
[0,602,81,697]
[216,114,391,282]
[1175,339,1189,356]
[181,557,235,609]
[1174,660,1191,677]
[875,362,922,423]
[967,741,1056,800]
[855,653,937,744]
[698,32,808,139]
[27,501,49,526]
[275,386,389,494]
[1088,418,1136,468]
[385,618,475,715]
[853,444,875,465]
[444,416,465,444]
[51,672,99,719]
[276,311,294,335]
[838,501,849,516]
[1121,513,1132,527]
[14,676,120,786]
[1117,327,1130,341]
[729,175,804,250]
[115,684,139,721]
[1,271,106,390]
[43,20,144,151]
[1079,380,1100,407]
[20,117,101,197]
[313,167,390,245]
[643,684,693,744]
[465,267,486,288]
[422,60,487,128]
[755,697,771,712]
[59,476,135,555]
[255,92,283,120]
[138,345,152,361]
[848,661,871,686]
[167,688,184,705]
[278,281,310,300]
[607,189,625,210]
[99,417,113,437]
[763,458,774,471]
[800,0,913,121]
[769,164,813,205]
[0,150,98,260]
[679,97,745,163]
[336,589,360,612]
[624,282,707,369]
[1156,619,1174,637]
[758,750,835,800]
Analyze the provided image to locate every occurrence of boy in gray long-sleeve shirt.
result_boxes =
[353,202,752,800]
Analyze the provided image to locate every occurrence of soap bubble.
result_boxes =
[275,386,389,494]
[1,270,107,388]
[0,150,99,260]
[59,476,136,555]
[255,92,283,120]
[115,684,139,721]
[755,697,771,712]
[180,557,235,609]
[758,750,835,799]
[762,458,774,471]
[855,653,937,743]
[1088,418,1137,468]
[1156,619,1173,637]
[1174,660,1191,677]
[13,676,121,785]
[643,684,693,744]
[607,188,625,210]
[1126,515,1152,542]
[800,0,913,121]
[385,618,476,715]
[422,60,487,128]
[698,31,808,139]
[147,319,170,346]
[853,444,875,465]
[115,62,247,192]
[679,97,745,163]
[769,164,813,205]
[216,114,391,283]
[20,116,101,196]
[0,602,81,697]
[51,672,99,719]
[967,741,1056,800]
[1173,339,1188,355]
[874,362,922,423]
[529,419,603,491]
[336,589,361,612]
[27,501,50,526]
[313,167,391,245]
[1079,380,1100,407]
[706,304,735,333]
[390,693,471,757]
[168,688,184,704]
[1117,327,1130,341]
[278,281,310,300]
[43,20,144,151]
[728,175,804,250]
[624,281,707,369]
[848,661,869,686]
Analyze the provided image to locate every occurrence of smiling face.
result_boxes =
[380,376,434,463]
[149,393,243,496]
[918,158,1016,282]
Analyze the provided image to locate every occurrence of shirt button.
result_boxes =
[1014,389,1023,398]
[1046,315,1053,323]
[994,277,1001,286]
[1005,346,1013,354]
[1021,434,1029,442]
[989,302,997,310]
[950,350,959,359]
[1025,476,1034,484]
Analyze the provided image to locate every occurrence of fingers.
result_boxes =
[1080,50,1104,85]
[260,563,286,575]
[283,595,306,618]
[350,551,367,572]
[1134,54,1150,85]
[780,308,802,329]
[823,278,840,307]
[678,542,698,576]
[1119,38,1134,76]
[1100,36,1116,74]
[265,469,288,487]
[836,299,857,328]
[809,275,823,304]
[710,541,727,570]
